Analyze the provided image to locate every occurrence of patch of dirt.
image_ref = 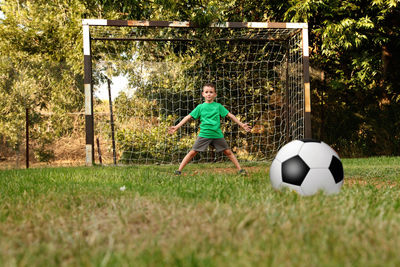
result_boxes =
[0,134,87,169]
[345,178,398,188]
[186,166,267,176]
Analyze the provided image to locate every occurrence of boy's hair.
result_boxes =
[203,83,216,91]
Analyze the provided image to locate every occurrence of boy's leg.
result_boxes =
[176,137,210,174]
[223,149,242,171]
[178,150,198,172]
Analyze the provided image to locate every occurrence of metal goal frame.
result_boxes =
[82,19,311,166]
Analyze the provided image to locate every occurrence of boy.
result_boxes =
[168,83,252,175]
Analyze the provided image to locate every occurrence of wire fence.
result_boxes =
[0,112,86,169]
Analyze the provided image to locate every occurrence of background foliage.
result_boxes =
[0,0,399,161]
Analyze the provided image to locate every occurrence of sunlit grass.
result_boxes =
[0,157,399,266]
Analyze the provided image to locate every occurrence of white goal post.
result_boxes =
[82,19,311,166]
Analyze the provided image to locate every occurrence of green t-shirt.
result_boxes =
[190,102,229,139]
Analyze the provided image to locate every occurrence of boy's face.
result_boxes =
[202,86,217,103]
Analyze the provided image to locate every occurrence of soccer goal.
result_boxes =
[82,20,311,165]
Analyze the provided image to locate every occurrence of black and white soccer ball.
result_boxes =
[270,139,344,196]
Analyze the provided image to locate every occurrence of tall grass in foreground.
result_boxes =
[0,157,400,267]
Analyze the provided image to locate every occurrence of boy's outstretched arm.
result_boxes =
[227,113,252,132]
[168,114,193,134]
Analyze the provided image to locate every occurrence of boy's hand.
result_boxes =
[168,126,178,134]
[241,123,252,132]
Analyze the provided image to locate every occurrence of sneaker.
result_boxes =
[238,169,247,175]
[174,170,182,175]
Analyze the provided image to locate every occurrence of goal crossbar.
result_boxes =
[82,19,307,29]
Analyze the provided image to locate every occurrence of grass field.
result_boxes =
[1,157,400,267]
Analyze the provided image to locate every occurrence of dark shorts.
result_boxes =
[192,137,230,153]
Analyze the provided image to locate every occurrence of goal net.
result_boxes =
[84,21,307,165]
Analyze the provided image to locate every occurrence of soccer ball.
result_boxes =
[270,139,344,196]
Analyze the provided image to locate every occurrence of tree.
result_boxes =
[283,0,400,156]
[0,0,87,160]
[1,0,399,161]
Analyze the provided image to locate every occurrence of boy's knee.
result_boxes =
[223,149,233,156]
[190,150,198,156]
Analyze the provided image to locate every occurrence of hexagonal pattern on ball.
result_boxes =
[300,138,321,143]
[269,158,283,190]
[329,155,344,183]
[281,182,304,195]
[269,139,345,196]
[275,140,304,162]
[298,141,339,169]
[281,155,310,186]
[301,169,342,196]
